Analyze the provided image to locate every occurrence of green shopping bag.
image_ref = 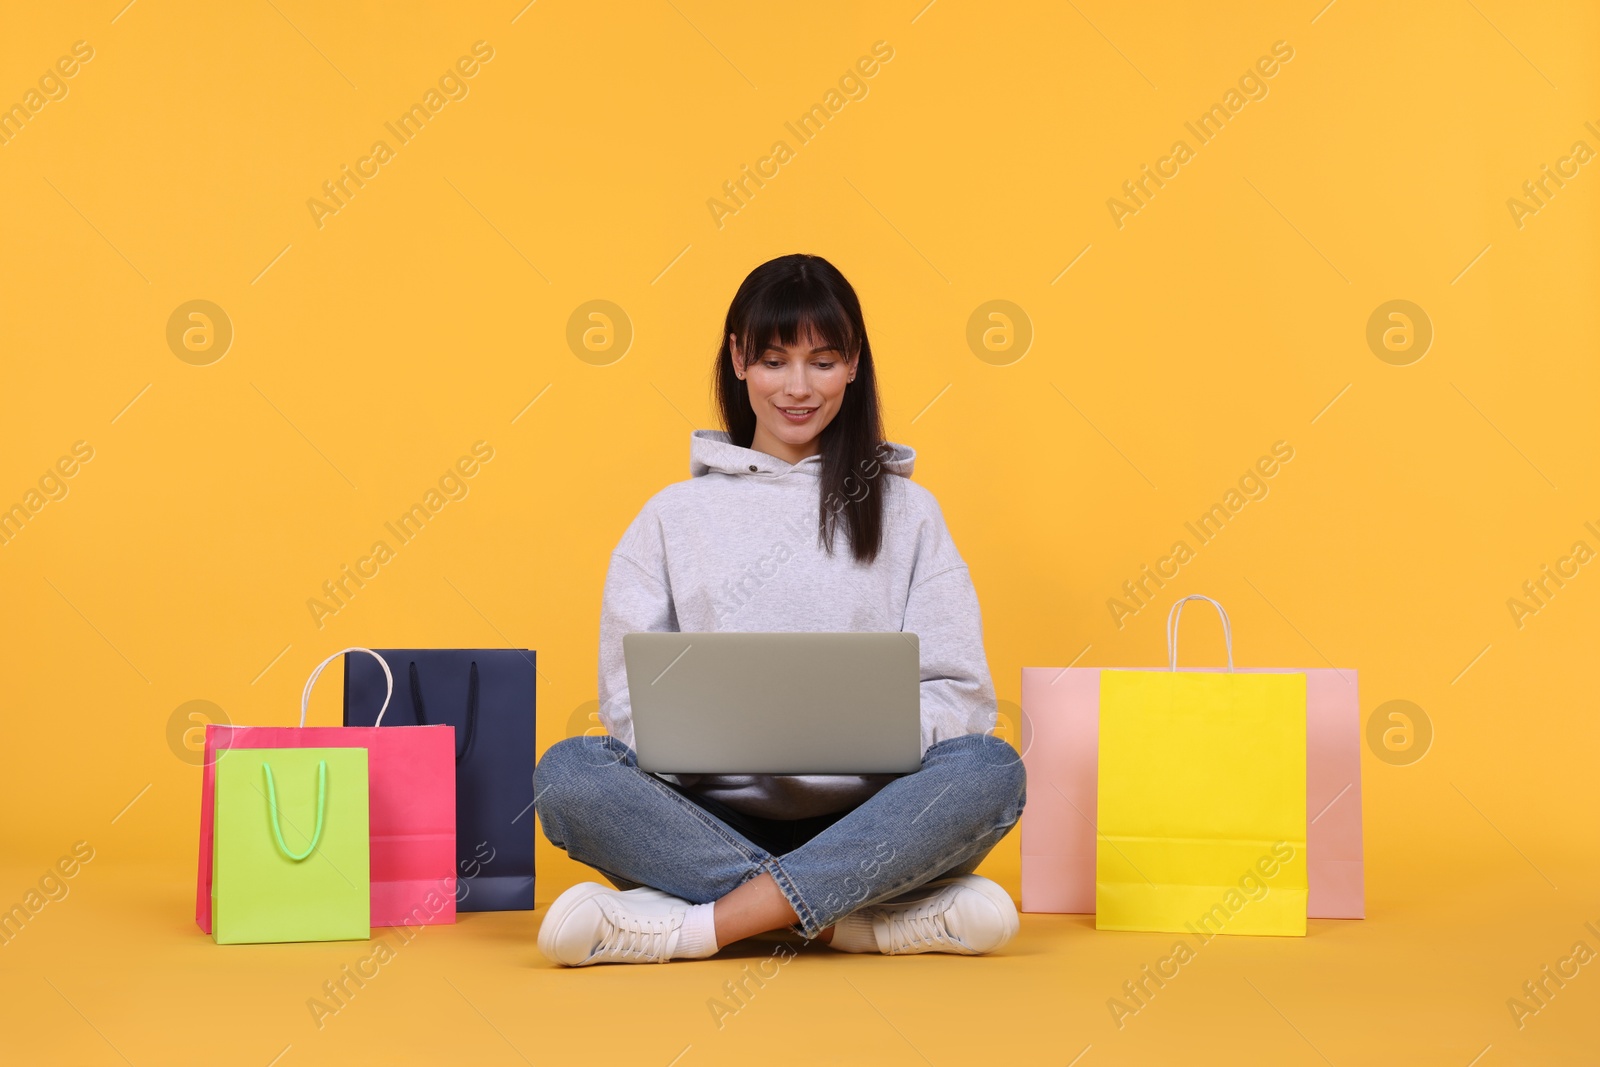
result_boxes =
[212,747,371,944]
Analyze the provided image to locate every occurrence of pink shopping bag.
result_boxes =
[1020,596,1364,919]
[196,647,457,933]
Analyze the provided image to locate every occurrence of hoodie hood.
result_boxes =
[689,429,915,479]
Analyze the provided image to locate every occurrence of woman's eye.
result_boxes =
[759,358,836,368]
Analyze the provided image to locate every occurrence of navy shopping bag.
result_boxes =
[344,649,537,912]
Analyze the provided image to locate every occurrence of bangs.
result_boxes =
[735,287,857,366]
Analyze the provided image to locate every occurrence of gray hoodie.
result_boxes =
[597,428,997,819]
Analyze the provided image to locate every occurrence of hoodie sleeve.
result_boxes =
[597,500,678,750]
[902,492,998,753]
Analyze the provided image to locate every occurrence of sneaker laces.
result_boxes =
[593,900,679,962]
[880,898,958,953]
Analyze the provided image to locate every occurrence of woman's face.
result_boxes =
[730,326,857,463]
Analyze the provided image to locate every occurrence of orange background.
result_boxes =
[1,1,1595,1064]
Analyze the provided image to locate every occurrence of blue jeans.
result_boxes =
[533,732,1027,939]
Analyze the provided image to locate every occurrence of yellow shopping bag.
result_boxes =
[1096,596,1307,936]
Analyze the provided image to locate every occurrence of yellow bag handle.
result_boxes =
[1166,595,1234,672]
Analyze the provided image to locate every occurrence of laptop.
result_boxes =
[624,632,922,774]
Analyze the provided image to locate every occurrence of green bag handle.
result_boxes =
[262,759,327,861]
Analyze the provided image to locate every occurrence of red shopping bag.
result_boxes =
[196,647,456,932]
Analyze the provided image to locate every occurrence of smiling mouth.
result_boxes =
[778,406,817,419]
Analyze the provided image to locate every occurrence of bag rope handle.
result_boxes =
[409,659,479,764]
[263,759,327,861]
[300,646,393,727]
[1166,595,1235,672]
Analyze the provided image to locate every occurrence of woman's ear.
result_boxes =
[729,333,743,379]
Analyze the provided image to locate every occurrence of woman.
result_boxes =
[532,253,1026,965]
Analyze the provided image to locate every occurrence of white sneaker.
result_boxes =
[537,882,690,966]
[850,875,1020,955]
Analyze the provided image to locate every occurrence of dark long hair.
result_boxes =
[713,254,890,564]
